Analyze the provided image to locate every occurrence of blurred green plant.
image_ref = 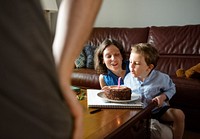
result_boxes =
[77,90,86,100]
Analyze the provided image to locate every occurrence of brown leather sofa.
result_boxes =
[72,24,200,132]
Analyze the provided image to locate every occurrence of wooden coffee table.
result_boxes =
[78,89,157,139]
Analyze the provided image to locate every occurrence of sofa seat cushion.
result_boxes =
[170,76,200,131]
[171,76,200,108]
[71,68,100,89]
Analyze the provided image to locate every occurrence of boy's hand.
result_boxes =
[152,94,167,107]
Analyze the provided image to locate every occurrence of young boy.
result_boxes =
[124,43,185,139]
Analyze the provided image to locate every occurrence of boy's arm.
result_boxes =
[152,94,167,107]
[163,78,176,100]
[153,78,176,107]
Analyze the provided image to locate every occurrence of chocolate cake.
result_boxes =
[104,86,131,100]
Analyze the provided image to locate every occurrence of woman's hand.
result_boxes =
[101,86,110,90]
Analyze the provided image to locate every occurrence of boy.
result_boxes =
[124,43,185,139]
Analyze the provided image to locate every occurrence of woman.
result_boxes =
[94,38,129,88]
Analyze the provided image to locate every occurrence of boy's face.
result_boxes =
[103,45,123,72]
[129,52,153,80]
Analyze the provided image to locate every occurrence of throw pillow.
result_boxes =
[84,44,96,69]
[74,50,86,68]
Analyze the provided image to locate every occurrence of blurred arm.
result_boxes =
[53,0,102,139]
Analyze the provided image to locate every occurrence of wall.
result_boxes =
[94,0,200,27]
[51,0,200,33]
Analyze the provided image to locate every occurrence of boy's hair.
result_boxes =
[131,43,159,68]
[94,38,126,74]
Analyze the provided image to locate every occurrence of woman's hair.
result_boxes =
[94,38,126,74]
[131,43,159,68]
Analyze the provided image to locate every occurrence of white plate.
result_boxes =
[97,92,140,103]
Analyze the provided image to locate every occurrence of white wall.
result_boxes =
[94,0,200,27]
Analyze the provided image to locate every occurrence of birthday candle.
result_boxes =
[118,77,121,89]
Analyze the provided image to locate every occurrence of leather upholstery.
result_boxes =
[148,25,200,75]
[72,68,100,89]
[71,25,200,132]
[72,27,149,89]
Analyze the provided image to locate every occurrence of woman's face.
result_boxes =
[103,45,123,72]
[129,52,152,80]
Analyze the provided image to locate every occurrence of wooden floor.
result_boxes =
[183,130,200,139]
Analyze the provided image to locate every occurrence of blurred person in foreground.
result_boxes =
[0,0,102,139]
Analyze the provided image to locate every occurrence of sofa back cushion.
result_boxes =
[87,27,149,59]
[148,24,200,76]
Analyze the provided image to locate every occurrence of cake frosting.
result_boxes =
[104,85,131,100]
